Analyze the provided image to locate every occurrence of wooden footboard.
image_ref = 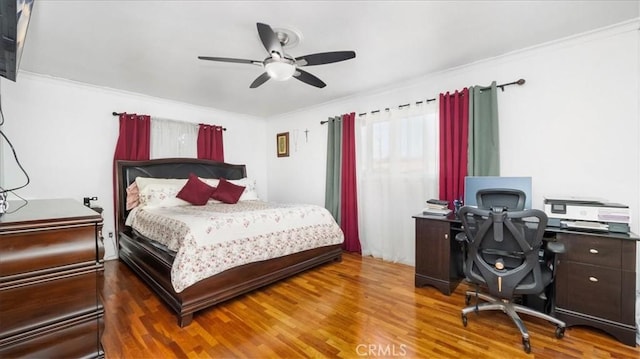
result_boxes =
[119,231,342,327]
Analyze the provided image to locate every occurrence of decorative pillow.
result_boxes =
[211,178,246,204]
[229,178,260,201]
[125,182,140,210]
[199,178,223,203]
[138,184,190,208]
[177,174,217,205]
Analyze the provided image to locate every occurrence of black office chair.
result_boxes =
[456,190,566,353]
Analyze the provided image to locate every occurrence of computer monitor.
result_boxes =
[464,176,532,210]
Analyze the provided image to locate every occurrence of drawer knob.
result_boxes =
[589,248,598,254]
[589,276,598,282]
[444,234,449,240]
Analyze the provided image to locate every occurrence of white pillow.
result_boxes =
[135,177,188,193]
[200,178,220,188]
[138,183,190,208]
[229,178,260,201]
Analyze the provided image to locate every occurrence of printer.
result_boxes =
[544,197,631,233]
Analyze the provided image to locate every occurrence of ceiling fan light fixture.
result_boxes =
[198,22,355,88]
[265,61,296,81]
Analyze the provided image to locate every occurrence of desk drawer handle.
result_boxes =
[444,234,449,240]
[589,276,598,282]
[589,249,598,254]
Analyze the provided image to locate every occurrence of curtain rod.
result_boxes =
[320,78,525,124]
[112,112,226,131]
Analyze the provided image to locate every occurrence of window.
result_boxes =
[356,102,438,265]
[150,118,198,159]
[360,105,437,174]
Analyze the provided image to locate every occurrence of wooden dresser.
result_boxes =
[0,199,105,358]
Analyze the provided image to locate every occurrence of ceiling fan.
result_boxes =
[198,22,356,89]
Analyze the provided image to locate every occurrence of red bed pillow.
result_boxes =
[211,178,245,204]
[177,173,217,205]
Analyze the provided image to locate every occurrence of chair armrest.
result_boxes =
[545,241,565,254]
[455,232,468,243]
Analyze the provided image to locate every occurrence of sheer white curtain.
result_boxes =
[356,102,438,265]
[150,118,198,159]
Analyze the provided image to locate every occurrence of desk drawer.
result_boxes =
[562,262,622,323]
[557,233,621,269]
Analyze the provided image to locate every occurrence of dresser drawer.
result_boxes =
[0,270,100,339]
[0,225,98,277]
[0,314,103,358]
[557,233,621,268]
[561,262,622,323]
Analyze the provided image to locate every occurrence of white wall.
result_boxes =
[0,74,268,259]
[266,21,640,275]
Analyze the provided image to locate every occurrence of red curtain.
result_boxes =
[340,112,361,253]
[197,124,225,162]
[112,113,151,234]
[113,113,151,161]
[439,89,469,209]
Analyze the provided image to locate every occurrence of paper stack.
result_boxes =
[423,199,452,216]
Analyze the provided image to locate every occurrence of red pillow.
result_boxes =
[211,178,245,204]
[177,174,216,205]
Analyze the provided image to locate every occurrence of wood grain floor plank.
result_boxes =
[101,252,640,358]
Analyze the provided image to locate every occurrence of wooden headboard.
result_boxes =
[115,158,247,237]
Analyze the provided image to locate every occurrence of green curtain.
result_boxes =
[324,116,342,222]
[468,81,500,176]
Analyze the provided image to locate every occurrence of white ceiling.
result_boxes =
[19,0,640,118]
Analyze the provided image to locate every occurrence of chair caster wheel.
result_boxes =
[522,338,531,353]
[555,326,565,339]
[461,313,468,327]
[465,294,471,305]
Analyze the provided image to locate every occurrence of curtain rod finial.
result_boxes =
[516,79,525,85]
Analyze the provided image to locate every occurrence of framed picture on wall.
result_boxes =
[276,132,289,157]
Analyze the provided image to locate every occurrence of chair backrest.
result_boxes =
[457,205,548,299]
[476,188,526,211]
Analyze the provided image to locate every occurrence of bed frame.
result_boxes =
[115,158,343,327]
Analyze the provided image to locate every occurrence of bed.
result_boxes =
[115,158,344,327]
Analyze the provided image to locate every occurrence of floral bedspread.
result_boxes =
[128,201,344,293]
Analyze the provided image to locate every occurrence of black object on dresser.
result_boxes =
[413,213,639,347]
[0,199,105,358]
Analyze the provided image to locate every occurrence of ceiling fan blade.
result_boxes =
[198,56,262,66]
[257,22,284,57]
[250,72,271,88]
[295,51,356,66]
[293,68,326,88]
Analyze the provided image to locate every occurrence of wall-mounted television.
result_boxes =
[464,176,533,210]
[0,0,34,81]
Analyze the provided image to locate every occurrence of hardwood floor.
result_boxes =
[101,252,639,358]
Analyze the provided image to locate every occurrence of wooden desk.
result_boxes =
[413,213,638,346]
[0,199,105,358]
[413,214,464,295]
